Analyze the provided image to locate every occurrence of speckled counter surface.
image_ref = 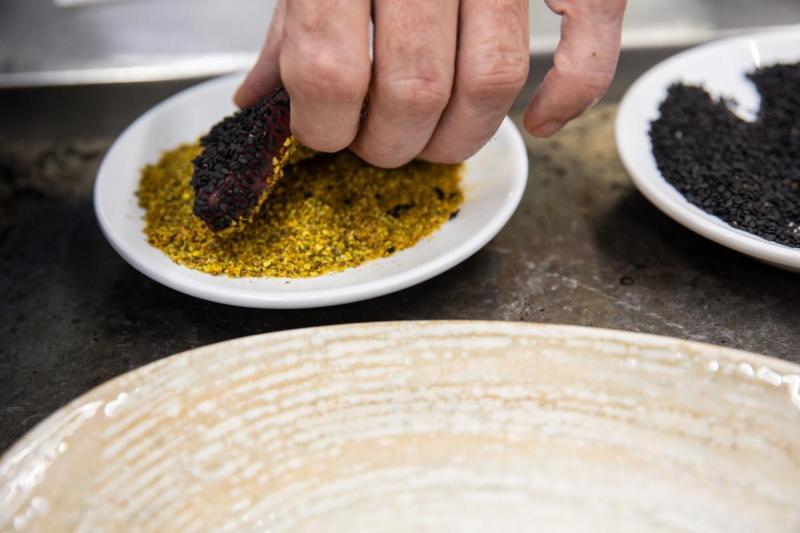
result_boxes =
[2,97,799,454]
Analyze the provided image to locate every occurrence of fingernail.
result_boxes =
[530,120,563,137]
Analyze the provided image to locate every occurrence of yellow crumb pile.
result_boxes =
[137,144,463,278]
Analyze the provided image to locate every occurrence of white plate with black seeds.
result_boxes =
[616,28,800,272]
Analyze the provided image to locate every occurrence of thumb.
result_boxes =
[234,0,287,108]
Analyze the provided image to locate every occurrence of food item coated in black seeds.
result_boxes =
[649,62,800,248]
[191,87,310,232]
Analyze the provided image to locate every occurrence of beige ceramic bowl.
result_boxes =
[1,322,799,532]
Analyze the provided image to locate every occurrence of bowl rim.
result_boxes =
[3,320,799,467]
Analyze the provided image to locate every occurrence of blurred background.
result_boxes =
[2,0,800,87]
[0,0,798,140]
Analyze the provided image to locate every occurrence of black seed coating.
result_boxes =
[650,62,800,248]
[191,88,292,232]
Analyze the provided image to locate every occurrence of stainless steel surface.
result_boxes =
[3,46,800,456]
[0,48,678,141]
[0,0,275,86]
[1,0,799,87]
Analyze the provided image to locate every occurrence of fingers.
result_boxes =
[351,0,459,168]
[420,0,530,164]
[234,0,287,108]
[280,0,372,152]
[524,0,626,137]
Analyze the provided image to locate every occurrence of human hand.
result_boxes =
[235,0,626,168]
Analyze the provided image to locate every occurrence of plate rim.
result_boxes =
[94,74,529,309]
[3,320,799,469]
[615,28,800,270]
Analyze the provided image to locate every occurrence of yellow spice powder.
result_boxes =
[137,144,464,278]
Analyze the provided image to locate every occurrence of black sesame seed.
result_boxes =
[650,62,800,248]
[191,87,293,231]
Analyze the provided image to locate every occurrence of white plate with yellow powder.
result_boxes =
[3,321,800,531]
[94,74,528,308]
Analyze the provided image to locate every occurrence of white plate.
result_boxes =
[94,74,528,308]
[2,321,799,532]
[616,28,800,272]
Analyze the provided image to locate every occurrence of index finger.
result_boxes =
[280,0,372,152]
[523,0,626,137]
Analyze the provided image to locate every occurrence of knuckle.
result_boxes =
[284,51,369,103]
[461,51,529,102]
[380,75,452,115]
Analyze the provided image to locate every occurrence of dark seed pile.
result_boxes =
[650,62,800,247]
[191,88,293,232]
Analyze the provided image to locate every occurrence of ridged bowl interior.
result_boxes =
[2,322,799,532]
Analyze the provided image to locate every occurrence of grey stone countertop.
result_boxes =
[1,92,799,455]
